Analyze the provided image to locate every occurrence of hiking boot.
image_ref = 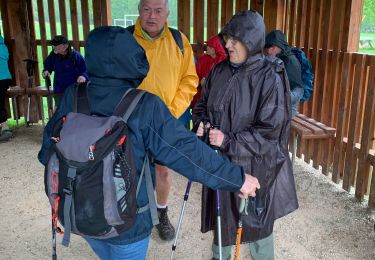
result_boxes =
[0,129,12,142]
[156,207,175,241]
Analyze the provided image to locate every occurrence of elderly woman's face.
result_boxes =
[224,36,248,64]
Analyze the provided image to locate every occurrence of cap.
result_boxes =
[49,35,69,46]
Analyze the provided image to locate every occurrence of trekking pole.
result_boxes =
[210,122,223,260]
[169,180,192,260]
[52,208,57,260]
[45,75,53,120]
[234,198,248,260]
[170,130,208,260]
[216,188,223,260]
[234,190,263,260]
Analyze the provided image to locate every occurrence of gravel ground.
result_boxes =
[0,125,374,260]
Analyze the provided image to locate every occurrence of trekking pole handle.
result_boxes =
[239,198,249,216]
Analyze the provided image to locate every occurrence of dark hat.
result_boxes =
[49,35,69,46]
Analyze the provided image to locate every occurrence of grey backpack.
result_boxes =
[44,83,158,248]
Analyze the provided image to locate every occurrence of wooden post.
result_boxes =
[345,0,363,52]
[92,0,112,28]
[193,0,204,55]
[207,0,219,38]
[178,0,190,39]
[250,0,263,15]
[4,0,39,122]
[263,0,285,32]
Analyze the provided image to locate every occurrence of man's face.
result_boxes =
[53,44,68,55]
[139,0,169,38]
[264,46,282,57]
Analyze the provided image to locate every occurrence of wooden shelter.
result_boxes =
[1,0,374,209]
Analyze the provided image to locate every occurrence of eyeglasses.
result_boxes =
[223,35,238,45]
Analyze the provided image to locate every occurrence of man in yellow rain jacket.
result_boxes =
[129,0,198,241]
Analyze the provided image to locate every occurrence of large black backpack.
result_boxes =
[44,83,158,249]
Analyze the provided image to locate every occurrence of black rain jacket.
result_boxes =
[193,11,298,245]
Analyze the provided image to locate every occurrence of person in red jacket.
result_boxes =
[191,35,227,111]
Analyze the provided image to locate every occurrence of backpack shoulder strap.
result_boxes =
[113,88,146,122]
[73,82,91,114]
[169,27,184,55]
[127,24,184,55]
[126,25,135,34]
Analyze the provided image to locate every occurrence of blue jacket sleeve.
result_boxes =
[38,86,75,165]
[142,95,245,192]
[43,52,55,73]
[74,52,89,80]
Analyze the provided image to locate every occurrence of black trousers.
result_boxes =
[0,79,11,124]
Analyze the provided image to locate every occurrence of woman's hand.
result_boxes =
[209,128,224,147]
[196,121,211,137]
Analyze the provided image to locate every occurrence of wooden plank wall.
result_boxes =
[280,0,375,207]
[33,0,111,85]
[186,0,253,56]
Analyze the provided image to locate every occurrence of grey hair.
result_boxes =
[138,0,169,12]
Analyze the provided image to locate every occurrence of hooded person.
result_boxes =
[264,30,304,117]
[193,11,298,260]
[38,26,261,259]
[191,35,227,111]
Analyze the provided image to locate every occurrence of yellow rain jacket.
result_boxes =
[133,19,198,118]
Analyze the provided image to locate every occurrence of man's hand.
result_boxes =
[42,71,50,78]
[209,128,224,147]
[239,174,260,199]
[77,76,86,83]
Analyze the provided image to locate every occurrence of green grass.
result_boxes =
[359,32,375,54]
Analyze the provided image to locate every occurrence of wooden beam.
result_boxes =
[250,0,263,15]
[58,0,68,37]
[222,0,234,28]
[36,0,48,60]
[193,0,204,54]
[178,0,190,39]
[346,0,363,52]
[47,0,57,37]
[81,0,91,39]
[92,0,112,28]
[207,0,219,38]
[263,0,285,32]
[236,0,249,13]
[69,0,80,50]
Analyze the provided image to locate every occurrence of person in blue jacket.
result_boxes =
[38,26,260,260]
[42,35,88,108]
[0,34,12,142]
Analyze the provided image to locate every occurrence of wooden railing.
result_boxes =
[296,50,375,208]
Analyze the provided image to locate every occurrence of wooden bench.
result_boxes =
[6,86,25,127]
[25,86,54,127]
[290,113,336,164]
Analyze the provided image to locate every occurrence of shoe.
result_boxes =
[155,207,175,241]
[0,129,12,142]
